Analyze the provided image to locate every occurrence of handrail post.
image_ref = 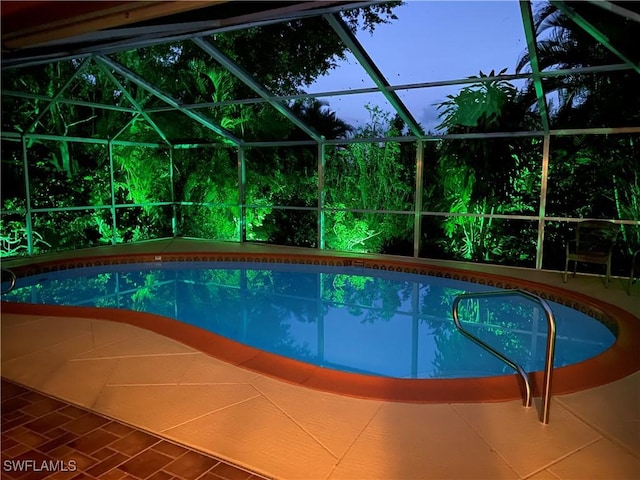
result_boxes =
[537,295,556,424]
[452,289,556,424]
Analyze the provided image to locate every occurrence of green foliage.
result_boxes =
[0,1,637,272]
[0,220,50,257]
[1,5,402,254]
[431,73,540,264]
[172,147,240,240]
[288,99,353,140]
[324,105,414,253]
[30,209,113,253]
[112,146,171,206]
[28,141,112,208]
[329,206,381,252]
[130,272,163,310]
[244,144,318,246]
[118,207,172,243]
[436,69,516,131]
[542,134,640,270]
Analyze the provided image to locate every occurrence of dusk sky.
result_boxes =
[306,1,532,132]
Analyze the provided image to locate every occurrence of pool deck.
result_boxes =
[2,239,639,479]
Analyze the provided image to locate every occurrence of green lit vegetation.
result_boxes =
[1,2,638,279]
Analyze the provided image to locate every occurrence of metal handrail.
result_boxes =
[1,268,17,294]
[452,289,556,424]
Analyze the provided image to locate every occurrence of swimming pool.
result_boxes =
[1,259,616,380]
[3,250,639,402]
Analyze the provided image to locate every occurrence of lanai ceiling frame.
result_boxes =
[1,0,639,176]
[95,55,242,146]
[192,36,323,143]
[93,60,171,146]
[24,58,92,135]
[4,1,639,147]
[6,56,173,147]
[588,0,640,22]
[519,1,551,135]
[0,2,384,70]
[323,12,423,138]
[0,59,172,146]
[550,0,640,74]
[148,2,640,144]
[132,62,634,140]
[3,89,139,115]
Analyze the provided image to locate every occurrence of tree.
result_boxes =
[516,3,640,128]
[288,99,353,140]
[516,3,640,269]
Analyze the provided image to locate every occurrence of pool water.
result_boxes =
[2,262,616,379]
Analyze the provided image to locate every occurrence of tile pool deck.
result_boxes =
[2,239,639,479]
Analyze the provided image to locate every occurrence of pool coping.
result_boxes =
[3,250,639,403]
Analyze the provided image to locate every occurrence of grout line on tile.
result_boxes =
[251,383,340,460]
[450,402,525,477]
[106,382,181,387]
[322,402,385,480]
[70,352,200,361]
[70,337,130,360]
[177,382,257,386]
[523,435,604,478]
[1,330,89,364]
[159,393,262,433]
[5,378,265,480]
[88,359,120,411]
[246,373,263,383]
[523,467,562,480]
[554,395,640,458]
[1,315,48,328]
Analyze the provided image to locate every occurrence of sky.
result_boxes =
[305,1,531,132]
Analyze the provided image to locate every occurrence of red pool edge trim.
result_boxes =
[2,251,639,404]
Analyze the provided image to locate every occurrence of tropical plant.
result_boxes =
[0,220,50,257]
[436,69,516,131]
[431,71,539,263]
[288,99,354,140]
[516,2,640,128]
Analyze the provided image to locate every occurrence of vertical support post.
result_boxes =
[115,272,121,309]
[530,304,540,366]
[317,272,325,365]
[240,268,248,342]
[21,136,34,256]
[411,282,420,378]
[169,147,177,237]
[238,146,246,242]
[318,140,326,250]
[108,141,117,245]
[413,140,424,258]
[173,271,178,319]
[536,135,551,270]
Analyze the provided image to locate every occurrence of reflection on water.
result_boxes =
[3,262,615,379]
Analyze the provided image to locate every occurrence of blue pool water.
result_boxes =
[2,262,616,379]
